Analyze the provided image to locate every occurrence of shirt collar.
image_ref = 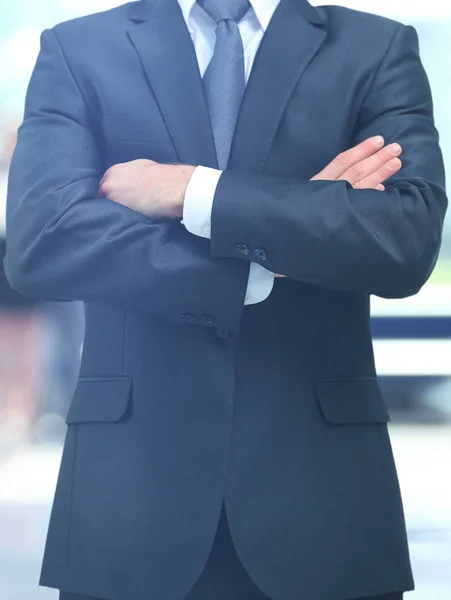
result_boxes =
[250,0,281,31]
[177,0,282,33]
[177,0,198,26]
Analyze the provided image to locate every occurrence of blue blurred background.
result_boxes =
[0,1,450,599]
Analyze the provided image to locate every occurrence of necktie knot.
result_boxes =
[197,0,251,24]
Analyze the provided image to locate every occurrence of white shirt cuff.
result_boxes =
[182,165,274,305]
[245,264,275,304]
[182,165,222,239]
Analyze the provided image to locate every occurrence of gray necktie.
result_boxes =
[198,0,251,169]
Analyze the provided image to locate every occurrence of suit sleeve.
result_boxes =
[209,25,448,298]
[5,28,249,332]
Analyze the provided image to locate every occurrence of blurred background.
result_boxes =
[0,1,450,599]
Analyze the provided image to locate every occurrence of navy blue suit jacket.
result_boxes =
[5,0,447,599]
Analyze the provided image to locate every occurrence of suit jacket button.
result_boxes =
[236,243,250,256]
[216,328,229,338]
[180,313,195,323]
[200,315,214,325]
[253,248,267,262]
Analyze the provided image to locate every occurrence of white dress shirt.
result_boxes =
[180,0,281,305]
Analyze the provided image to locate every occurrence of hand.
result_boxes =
[99,159,196,219]
[310,135,402,190]
[274,136,402,277]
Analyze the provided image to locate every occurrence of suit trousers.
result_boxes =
[59,504,404,600]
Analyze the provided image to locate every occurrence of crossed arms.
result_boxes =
[4,26,447,333]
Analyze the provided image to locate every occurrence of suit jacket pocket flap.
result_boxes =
[315,378,390,424]
[66,376,132,424]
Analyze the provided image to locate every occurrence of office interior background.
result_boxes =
[0,1,450,599]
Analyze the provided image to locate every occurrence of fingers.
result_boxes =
[311,135,385,181]
[310,138,403,191]
[340,143,402,188]
[352,156,402,190]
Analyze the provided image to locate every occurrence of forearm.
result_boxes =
[5,174,249,331]
[210,171,445,298]
[211,24,447,298]
[5,28,249,332]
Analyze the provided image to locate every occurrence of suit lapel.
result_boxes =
[127,0,218,168]
[229,0,327,173]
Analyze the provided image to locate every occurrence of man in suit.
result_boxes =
[5,0,447,599]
